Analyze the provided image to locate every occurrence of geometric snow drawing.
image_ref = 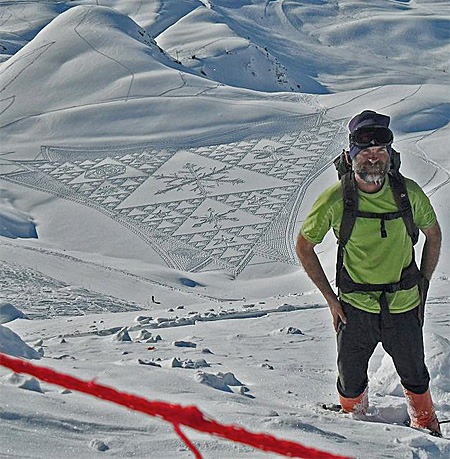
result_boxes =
[1,113,345,276]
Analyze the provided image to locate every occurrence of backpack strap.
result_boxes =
[334,150,352,179]
[388,171,419,245]
[339,171,358,246]
[335,171,419,292]
[356,210,405,238]
[339,257,421,294]
[336,171,358,289]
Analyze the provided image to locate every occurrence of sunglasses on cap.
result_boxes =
[349,126,394,148]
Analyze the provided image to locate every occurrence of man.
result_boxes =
[296,110,442,436]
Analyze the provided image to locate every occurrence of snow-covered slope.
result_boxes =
[0,1,449,458]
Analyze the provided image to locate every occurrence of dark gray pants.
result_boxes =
[336,303,430,398]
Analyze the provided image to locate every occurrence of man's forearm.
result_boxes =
[296,234,346,330]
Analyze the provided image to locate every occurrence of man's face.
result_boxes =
[352,146,390,185]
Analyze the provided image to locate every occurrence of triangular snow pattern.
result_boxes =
[0,113,343,275]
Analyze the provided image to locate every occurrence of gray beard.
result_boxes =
[353,161,389,185]
[354,171,387,185]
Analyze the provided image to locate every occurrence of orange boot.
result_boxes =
[339,390,368,415]
[404,389,442,436]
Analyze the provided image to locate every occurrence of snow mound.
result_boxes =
[0,303,28,324]
[196,371,243,392]
[0,192,37,239]
[424,332,450,401]
[370,332,450,402]
[0,1,65,61]
[135,330,162,342]
[0,5,182,132]
[156,6,304,92]
[271,326,303,335]
[0,325,41,360]
[370,353,404,397]
[1,372,44,393]
[112,327,132,342]
[163,357,210,369]
[89,439,109,452]
[0,207,37,239]
[196,371,232,392]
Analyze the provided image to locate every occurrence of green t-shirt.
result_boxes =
[301,176,437,313]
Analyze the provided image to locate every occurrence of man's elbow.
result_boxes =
[296,233,316,261]
[424,221,442,245]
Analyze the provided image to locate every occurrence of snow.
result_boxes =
[0,325,41,360]
[0,302,28,324]
[0,0,449,458]
[0,193,37,239]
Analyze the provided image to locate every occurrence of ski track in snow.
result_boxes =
[0,241,239,307]
[0,258,143,319]
[0,249,324,325]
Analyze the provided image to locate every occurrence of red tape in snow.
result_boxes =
[0,353,351,459]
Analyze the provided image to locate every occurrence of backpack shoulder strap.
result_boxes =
[334,150,352,179]
[389,147,401,172]
[388,171,419,245]
[336,171,358,290]
[339,171,358,247]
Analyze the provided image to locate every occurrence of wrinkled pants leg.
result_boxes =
[336,303,380,398]
[381,307,430,394]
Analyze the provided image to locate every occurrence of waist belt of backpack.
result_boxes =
[338,259,421,328]
[338,258,421,294]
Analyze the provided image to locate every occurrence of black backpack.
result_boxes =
[333,149,420,300]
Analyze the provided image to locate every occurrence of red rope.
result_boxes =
[0,353,351,459]
[173,423,203,459]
